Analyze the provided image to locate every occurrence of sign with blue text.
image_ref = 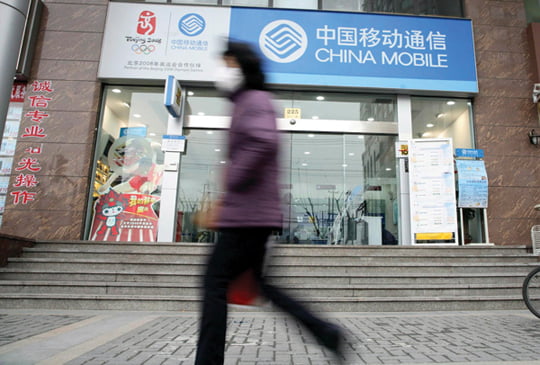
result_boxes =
[230,8,477,93]
[99,3,478,94]
[456,160,488,208]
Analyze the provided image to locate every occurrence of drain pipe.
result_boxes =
[0,0,31,139]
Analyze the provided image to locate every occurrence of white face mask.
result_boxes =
[214,66,243,93]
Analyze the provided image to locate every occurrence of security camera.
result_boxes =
[533,84,540,103]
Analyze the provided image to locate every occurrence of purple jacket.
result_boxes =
[216,89,283,229]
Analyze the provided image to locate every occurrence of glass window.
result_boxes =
[322,0,363,12]
[185,88,230,117]
[273,0,317,10]
[222,0,268,6]
[171,0,218,4]
[273,91,395,122]
[411,97,473,149]
[87,86,167,242]
[176,129,227,243]
[323,0,463,17]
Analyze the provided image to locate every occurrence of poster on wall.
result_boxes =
[456,159,488,208]
[409,138,458,244]
[89,135,164,242]
[98,3,478,94]
[89,190,160,242]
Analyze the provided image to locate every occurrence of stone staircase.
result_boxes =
[0,241,538,312]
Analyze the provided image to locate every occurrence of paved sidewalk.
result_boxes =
[0,309,539,365]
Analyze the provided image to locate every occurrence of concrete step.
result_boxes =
[31,241,530,257]
[5,257,537,276]
[0,241,534,312]
[20,248,536,264]
[0,280,523,298]
[0,268,528,285]
[0,292,528,312]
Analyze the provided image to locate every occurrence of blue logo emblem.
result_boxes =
[259,20,308,63]
[179,13,206,37]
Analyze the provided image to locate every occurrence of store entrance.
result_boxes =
[178,124,398,245]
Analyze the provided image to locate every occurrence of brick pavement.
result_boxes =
[0,310,539,364]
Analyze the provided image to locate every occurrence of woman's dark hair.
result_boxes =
[223,41,266,90]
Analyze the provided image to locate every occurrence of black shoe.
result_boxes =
[318,323,345,363]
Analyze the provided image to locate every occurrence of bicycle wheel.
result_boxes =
[523,266,540,319]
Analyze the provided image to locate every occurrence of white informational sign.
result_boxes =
[409,139,458,244]
[161,135,186,152]
[456,160,488,208]
[98,3,230,81]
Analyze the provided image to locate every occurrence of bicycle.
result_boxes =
[522,204,540,318]
[523,266,540,318]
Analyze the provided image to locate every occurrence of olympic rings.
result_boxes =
[131,44,156,55]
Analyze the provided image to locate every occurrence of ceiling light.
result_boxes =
[198,112,205,116]
[304,151,311,155]
[436,113,444,118]
[133,114,141,118]
[426,123,434,128]
[219,160,226,164]
[308,134,315,138]
[367,117,375,122]
[111,88,122,94]
[188,91,194,96]
[342,164,348,168]
[446,100,455,105]
[214,148,221,152]
[301,163,308,167]
[348,152,355,156]
[316,96,325,101]
[385,168,392,171]
[206,131,213,135]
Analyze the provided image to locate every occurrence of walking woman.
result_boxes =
[195,41,345,365]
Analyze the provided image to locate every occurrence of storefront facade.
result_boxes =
[0,0,538,247]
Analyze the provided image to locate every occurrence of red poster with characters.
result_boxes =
[90,136,164,242]
[90,190,160,242]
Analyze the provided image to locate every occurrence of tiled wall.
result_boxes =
[0,0,108,240]
[464,0,540,245]
[1,0,538,244]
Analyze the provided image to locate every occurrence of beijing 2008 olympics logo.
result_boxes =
[131,44,156,55]
[259,20,308,63]
[179,13,206,37]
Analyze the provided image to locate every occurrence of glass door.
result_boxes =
[278,132,397,245]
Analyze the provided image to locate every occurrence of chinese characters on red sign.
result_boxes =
[10,80,53,205]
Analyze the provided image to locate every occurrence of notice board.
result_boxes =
[409,139,458,244]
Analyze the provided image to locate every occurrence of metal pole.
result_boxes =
[0,0,30,140]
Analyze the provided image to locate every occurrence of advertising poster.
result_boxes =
[409,139,458,243]
[90,135,164,242]
[99,3,478,94]
[456,160,488,208]
[90,190,160,242]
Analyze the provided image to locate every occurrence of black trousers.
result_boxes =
[194,227,332,365]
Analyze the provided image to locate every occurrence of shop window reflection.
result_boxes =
[411,97,474,149]
[88,86,167,242]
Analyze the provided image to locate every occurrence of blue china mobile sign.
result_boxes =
[99,3,478,94]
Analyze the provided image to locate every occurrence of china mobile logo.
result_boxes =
[259,20,308,63]
[137,10,156,35]
[179,13,206,36]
